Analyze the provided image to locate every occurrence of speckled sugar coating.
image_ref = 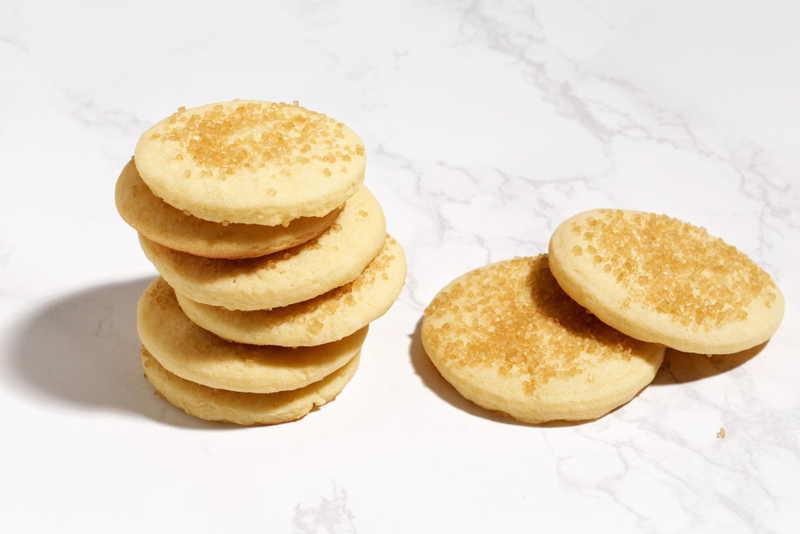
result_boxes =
[115,158,341,259]
[548,209,785,354]
[134,100,366,226]
[137,277,367,393]
[422,256,664,424]
[175,235,406,346]
[141,347,360,426]
[139,186,386,311]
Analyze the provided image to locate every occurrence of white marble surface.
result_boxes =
[1,0,798,532]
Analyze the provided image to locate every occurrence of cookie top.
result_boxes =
[141,346,359,426]
[176,235,406,346]
[139,186,386,311]
[421,256,665,424]
[115,158,341,259]
[548,209,785,354]
[134,100,365,226]
[137,277,367,393]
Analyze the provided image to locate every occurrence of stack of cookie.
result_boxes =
[116,100,406,425]
[422,209,784,424]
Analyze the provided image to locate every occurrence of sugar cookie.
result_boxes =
[548,209,785,354]
[139,186,386,311]
[134,100,365,226]
[176,235,406,346]
[421,256,665,424]
[137,277,367,393]
[115,158,340,259]
[142,346,359,426]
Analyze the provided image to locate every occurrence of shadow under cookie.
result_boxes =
[9,278,226,429]
[651,343,765,386]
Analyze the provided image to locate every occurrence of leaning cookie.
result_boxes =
[134,100,365,226]
[142,346,360,426]
[421,256,665,424]
[139,186,386,311]
[548,209,785,354]
[175,235,406,346]
[137,277,367,393]
[115,159,341,259]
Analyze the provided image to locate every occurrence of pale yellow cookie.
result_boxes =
[421,256,665,424]
[548,209,785,354]
[142,346,360,426]
[137,277,367,393]
[139,186,386,311]
[115,158,341,259]
[134,100,365,226]
[176,235,406,346]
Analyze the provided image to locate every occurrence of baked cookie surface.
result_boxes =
[115,158,340,259]
[137,277,367,393]
[139,186,386,311]
[421,256,664,424]
[548,209,785,354]
[134,100,365,226]
[142,346,359,426]
[176,235,406,346]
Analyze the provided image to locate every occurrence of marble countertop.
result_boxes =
[2,1,798,532]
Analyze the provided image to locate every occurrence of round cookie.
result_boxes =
[115,158,341,259]
[176,235,406,346]
[139,186,386,311]
[137,277,367,393]
[134,100,365,226]
[421,256,665,424]
[142,346,360,426]
[548,209,785,354]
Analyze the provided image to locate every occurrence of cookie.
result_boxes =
[134,100,365,226]
[548,209,785,354]
[141,346,360,426]
[139,186,386,311]
[421,256,665,424]
[115,158,341,259]
[175,235,406,346]
[137,277,367,393]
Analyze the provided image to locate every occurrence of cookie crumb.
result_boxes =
[717,427,726,439]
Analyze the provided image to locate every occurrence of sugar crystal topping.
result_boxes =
[157,101,364,176]
[569,210,777,329]
[424,256,640,393]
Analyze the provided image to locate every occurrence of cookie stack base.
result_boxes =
[137,277,369,425]
[142,347,360,426]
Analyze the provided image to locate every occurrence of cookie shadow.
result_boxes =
[651,342,766,386]
[10,277,240,430]
[409,317,588,427]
